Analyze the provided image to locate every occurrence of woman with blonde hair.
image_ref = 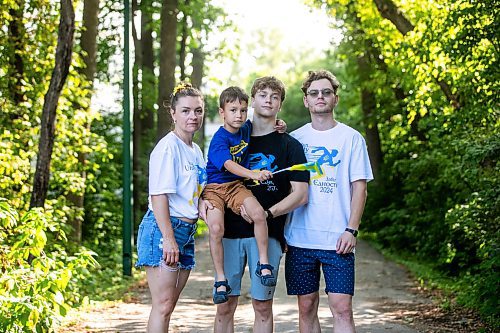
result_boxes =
[135,82,207,332]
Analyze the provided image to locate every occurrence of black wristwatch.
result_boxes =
[265,209,274,220]
[345,228,358,237]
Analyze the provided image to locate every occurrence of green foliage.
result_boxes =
[0,199,98,332]
[0,1,125,330]
[307,0,499,321]
[83,110,123,254]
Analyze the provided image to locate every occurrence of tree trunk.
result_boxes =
[372,0,460,108]
[67,0,99,242]
[365,38,426,141]
[191,13,205,151]
[132,0,156,222]
[81,0,99,82]
[30,0,75,208]
[357,52,383,179]
[140,0,155,131]
[372,0,413,35]
[132,0,142,226]
[157,0,178,140]
[178,0,189,81]
[7,1,26,106]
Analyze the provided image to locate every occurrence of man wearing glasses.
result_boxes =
[285,70,373,332]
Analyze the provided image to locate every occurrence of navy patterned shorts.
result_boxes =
[135,210,197,270]
[285,245,355,296]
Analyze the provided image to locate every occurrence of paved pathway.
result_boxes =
[59,237,432,332]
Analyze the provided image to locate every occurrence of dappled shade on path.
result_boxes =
[59,237,484,332]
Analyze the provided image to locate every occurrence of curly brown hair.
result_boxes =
[301,70,340,95]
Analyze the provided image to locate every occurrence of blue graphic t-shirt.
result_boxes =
[206,119,252,184]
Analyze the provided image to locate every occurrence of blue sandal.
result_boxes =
[213,279,232,304]
[255,262,277,287]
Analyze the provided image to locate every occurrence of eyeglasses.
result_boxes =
[306,89,335,98]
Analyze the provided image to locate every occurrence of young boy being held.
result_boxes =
[203,86,278,304]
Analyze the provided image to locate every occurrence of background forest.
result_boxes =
[0,0,498,331]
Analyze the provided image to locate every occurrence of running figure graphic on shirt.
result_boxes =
[249,153,278,172]
[310,146,341,180]
[247,153,278,188]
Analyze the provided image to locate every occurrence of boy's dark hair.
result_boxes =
[251,76,286,102]
[219,86,249,109]
[301,70,340,95]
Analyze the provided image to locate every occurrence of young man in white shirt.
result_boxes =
[285,70,374,333]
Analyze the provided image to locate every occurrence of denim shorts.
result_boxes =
[285,245,355,296]
[135,210,197,270]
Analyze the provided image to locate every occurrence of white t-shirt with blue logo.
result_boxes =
[148,132,207,220]
[285,122,374,250]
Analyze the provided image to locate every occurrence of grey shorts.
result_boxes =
[223,237,283,301]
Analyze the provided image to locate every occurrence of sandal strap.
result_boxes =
[258,263,274,272]
[214,279,231,293]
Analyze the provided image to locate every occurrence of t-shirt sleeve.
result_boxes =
[349,133,374,182]
[207,132,233,171]
[287,136,310,183]
[149,144,177,195]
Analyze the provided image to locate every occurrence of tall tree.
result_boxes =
[7,0,26,106]
[132,0,157,222]
[131,0,143,223]
[190,7,205,150]
[157,0,178,139]
[65,0,100,242]
[372,0,460,108]
[357,51,383,178]
[30,0,75,208]
[178,0,189,81]
[81,0,99,82]
[140,0,155,131]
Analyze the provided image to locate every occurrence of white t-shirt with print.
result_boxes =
[148,132,207,220]
[285,122,374,250]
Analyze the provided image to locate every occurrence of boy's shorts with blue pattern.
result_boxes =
[285,245,355,296]
[135,210,197,270]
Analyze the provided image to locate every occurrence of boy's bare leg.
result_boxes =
[242,197,271,276]
[206,207,228,290]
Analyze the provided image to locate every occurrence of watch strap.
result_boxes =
[345,227,358,237]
